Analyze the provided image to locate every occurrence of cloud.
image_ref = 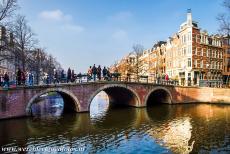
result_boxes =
[112,29,128,40]
[38,9,84,33]
[108,11,133,21]
[39,10,72,22]
[61,24,84,33]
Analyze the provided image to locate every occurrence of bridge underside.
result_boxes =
[146,89,171,106]
[103,87,139,108]
[59,92,78,113]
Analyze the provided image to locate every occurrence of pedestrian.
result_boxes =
[77,72,82,83]
[0,75,3,86]
[107,67,111,81]
[87,66,92,81]
[61,70,65,83]
[54,70,59,84]
[21,71,26,86]
[29,73,34,86]
[97,65,101,81]
[3,72,9,88]
[71,69,75,82]
[17,68,22,85]
[67,68,72,83]
[102,66,107,80]
[46,74,50,84]
[92,64,97,81]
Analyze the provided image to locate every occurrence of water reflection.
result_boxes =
[0,100,230,153]
[31,92,64,117]
[90,91,109,120]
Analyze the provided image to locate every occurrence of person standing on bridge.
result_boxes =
[54,70,59,84]
[21,71,26,86]
[92,64,97,81]
[3,72,9,88]
[97,65,102,81]
[87,66,92,81]
[71,69,75,82]
[28,73,34,86]
[67,68,72,83]
[0,74,3,87]
[61,70,65,83]
[17,68,22,85]
[102,66,107,80]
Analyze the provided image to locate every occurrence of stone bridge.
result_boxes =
[0,82,230,119]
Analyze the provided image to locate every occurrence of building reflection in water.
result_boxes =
[147,117,194,154]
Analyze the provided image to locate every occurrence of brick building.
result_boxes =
[166,10,224,86]
[222,35,230,84]
[112,10,229,86]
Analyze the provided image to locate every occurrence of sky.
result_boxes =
[17,0,225,72]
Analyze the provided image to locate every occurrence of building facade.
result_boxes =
[0,26,15,80]
[166,10,224,86]
[112,10,229,86]
[222,35,230,84]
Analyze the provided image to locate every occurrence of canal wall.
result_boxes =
[0,83,230,120]
[171,87,230,104]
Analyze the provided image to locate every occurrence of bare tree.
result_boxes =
[132,44,144,81]
[0,0,17,22]
[217,0,230,35]
[12,15,37,71]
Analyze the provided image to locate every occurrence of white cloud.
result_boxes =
[108,11,133,21]
[62,24,84,33]
[39,10,72,22]
[38,9,84,33]
[112,29,128,40]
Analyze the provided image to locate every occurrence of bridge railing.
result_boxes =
[2,73,227,90]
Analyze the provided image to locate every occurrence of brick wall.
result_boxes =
[0,83,230,120]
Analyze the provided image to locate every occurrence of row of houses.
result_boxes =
[111,10,230,86]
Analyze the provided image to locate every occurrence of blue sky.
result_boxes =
[18,0,224,72]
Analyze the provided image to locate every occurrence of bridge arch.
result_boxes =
[145,87,172,106]
[88,84,141,110]
[26,88,81,116]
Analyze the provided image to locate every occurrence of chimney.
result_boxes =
[187,9,192,26]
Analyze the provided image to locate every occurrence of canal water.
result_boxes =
[0,92,230,154]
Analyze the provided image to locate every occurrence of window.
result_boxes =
[184,48,186,55]
[194,59,197,67]
[200,60,203,68]
[188,45,192,54]
[188,58,191,67]
[195,47,197,55]
[201,48,203,56]
[188,32,191,41]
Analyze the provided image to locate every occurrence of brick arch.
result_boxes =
[26,88,81,116]
[144,86,172,105]
[87,84,141,110]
